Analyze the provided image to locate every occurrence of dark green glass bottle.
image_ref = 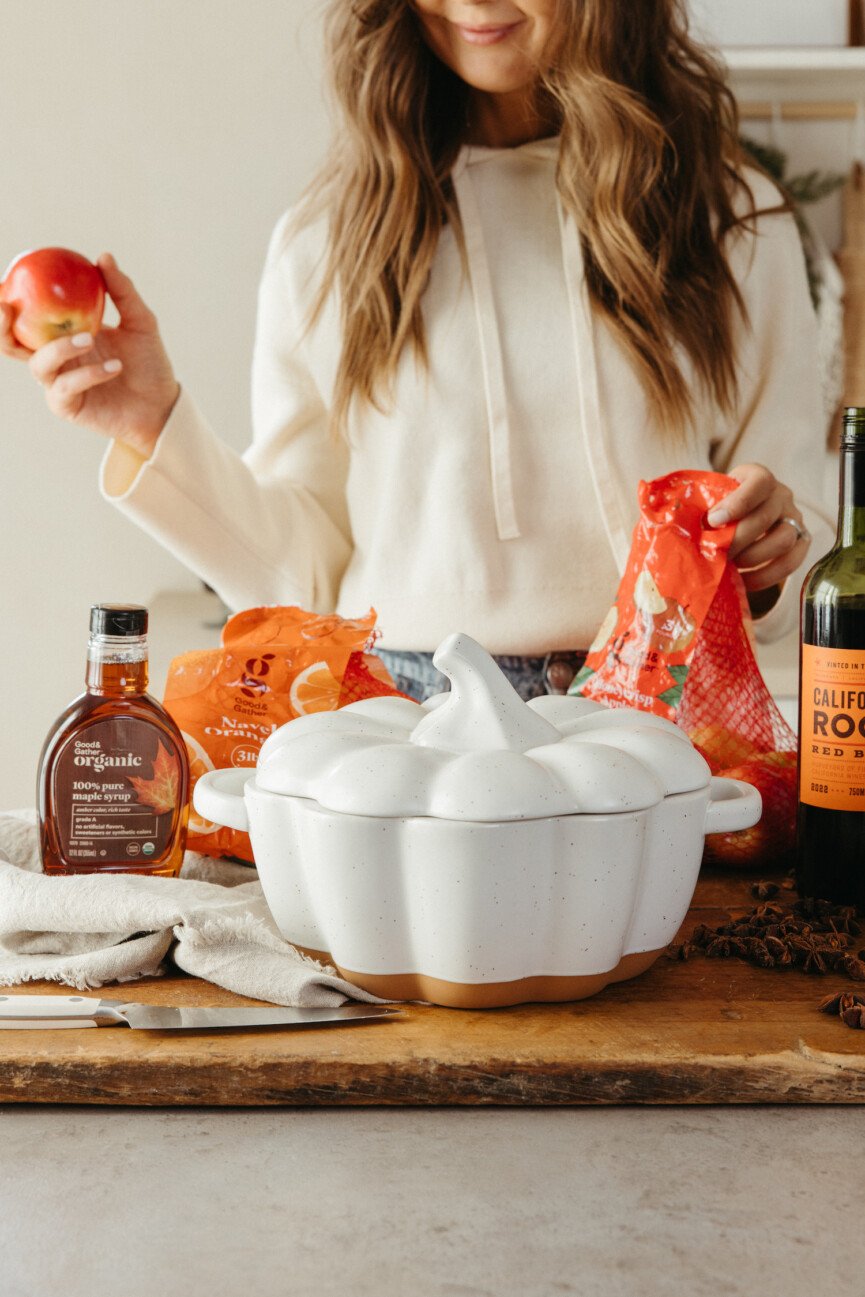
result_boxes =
[797,408,865,909]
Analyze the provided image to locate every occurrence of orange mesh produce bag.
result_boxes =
[570,471,797,869]
[163,606,400,862]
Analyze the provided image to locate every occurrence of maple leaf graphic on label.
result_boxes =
[129,742,180,814]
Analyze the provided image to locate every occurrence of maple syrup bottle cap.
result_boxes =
[89,604,148,637]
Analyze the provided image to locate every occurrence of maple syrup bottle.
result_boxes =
[38,605,189,877]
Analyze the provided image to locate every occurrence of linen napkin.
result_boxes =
[0,810,381,1007]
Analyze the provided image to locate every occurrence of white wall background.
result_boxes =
[0,1,856,807]
[689,0,850,49]
[0,0,330,807]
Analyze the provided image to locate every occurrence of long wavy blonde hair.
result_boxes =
[298,0,769,437]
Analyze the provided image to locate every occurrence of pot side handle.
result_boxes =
[704,776,762,835]
[193,768,251,832]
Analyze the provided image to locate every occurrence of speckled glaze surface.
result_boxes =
[194,634,761,1007]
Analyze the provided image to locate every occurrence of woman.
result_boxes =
[1,0,831,701]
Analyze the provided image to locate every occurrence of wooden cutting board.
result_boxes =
[2,869,864,1106]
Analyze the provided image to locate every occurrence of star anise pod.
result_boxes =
[752,902,785,922]
[764,936,791,965]
[841,955,865,981]
[705,937,732,958]
[749,940,776,969]
[787,936,817,966]
[667,942,697,961]
[802,950,828,975]
[820,990,865,1015]
[751,881,780,901]
[830,915,862,936]
[690,924,714,946]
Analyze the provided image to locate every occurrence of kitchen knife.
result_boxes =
[0,994,399,1031]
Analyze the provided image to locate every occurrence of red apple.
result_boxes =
[0,247,105,351]
[703,751,797,870]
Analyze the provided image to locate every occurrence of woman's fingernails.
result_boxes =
[72,332,93,348]
[103,359,122,373]
[707,508,730,527]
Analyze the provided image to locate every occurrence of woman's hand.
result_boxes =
[707,462,811,593]
[0,253,179,459]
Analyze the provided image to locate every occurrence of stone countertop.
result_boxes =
[1,1104,861,1297]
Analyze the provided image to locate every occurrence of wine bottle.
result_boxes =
[797,408,865,908]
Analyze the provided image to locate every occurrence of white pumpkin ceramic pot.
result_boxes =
[194,633,761,1008]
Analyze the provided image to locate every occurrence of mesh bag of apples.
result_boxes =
[571,470,796,870]
[163,605,401,862]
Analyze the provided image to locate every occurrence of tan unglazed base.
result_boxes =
[295,945,333,965]
[327,948,664,1009]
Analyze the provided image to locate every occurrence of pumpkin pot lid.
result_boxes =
[255,633,710,821]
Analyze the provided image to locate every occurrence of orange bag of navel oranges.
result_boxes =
[163,606,400,862]
[570,471,797,869]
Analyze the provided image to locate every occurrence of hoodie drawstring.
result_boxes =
[556,196,632,574]
[452,162,521,542]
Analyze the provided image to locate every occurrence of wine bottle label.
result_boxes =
[800,645,865,811]
[52,719,182,864]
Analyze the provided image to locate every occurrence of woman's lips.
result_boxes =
[455,22,523,45]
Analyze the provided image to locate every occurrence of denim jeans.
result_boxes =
[376,648,586,704]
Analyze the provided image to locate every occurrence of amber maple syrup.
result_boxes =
[38,605,189,876]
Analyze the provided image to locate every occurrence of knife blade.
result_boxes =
[0,994,398,1031]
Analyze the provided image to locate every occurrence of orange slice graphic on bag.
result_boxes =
[289,660,343,716]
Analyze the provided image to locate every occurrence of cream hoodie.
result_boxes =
[101,138,833,652]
